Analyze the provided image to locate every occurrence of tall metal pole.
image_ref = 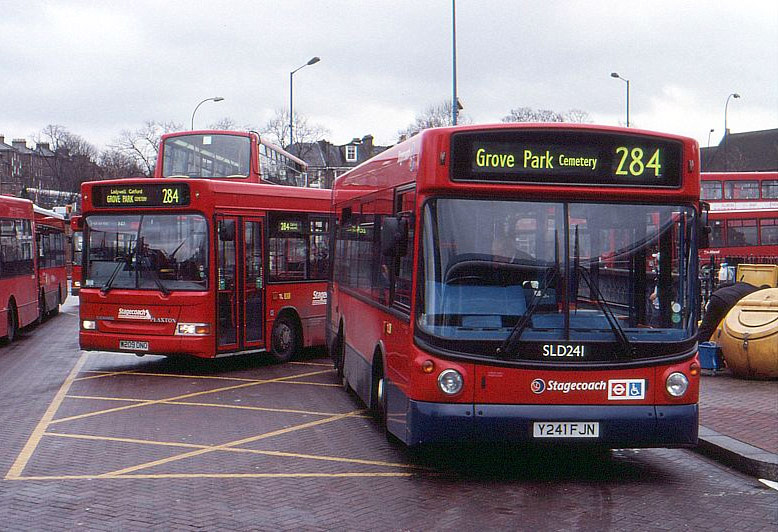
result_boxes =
[724,93,740,171]
[452,0,458,126]
[610,73,630,127]
[289,57,321,150]
[191,97,224,130]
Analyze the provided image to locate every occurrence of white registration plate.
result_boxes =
[533,422,599,438]
[119,340,149,351]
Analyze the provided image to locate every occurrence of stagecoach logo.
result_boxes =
[312,290,327,306]
[531,379,607,394]
[531,378,546,394]
[607,379,646,400]
[117,308,176,323]
[118,308,152,320]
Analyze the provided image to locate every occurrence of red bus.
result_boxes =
[79,178,331,361]
[70,215,83,295]
[700,172,778,268]
[33,206,68,318]
[329,124,704,448]
[0,196,39,342]
[155,130,309,186]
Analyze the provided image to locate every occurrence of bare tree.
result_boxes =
[34,124,100,192]
[261,108,329,160]
[208,117,239,130]
[398,100,471,141]
[110,120,182,176]
[563,109,592,123]
[502,107,592,124]
[98,149,145,179]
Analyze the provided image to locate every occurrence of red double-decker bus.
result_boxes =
[33,206,68,318]
[70,215,83,295]
[155,130,309,186]
[329,124,704,448]
[0,196,39,343]
[79,178,331,361]
[700,172,778,269]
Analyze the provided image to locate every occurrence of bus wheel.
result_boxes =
[371,355,386,424]
[269,316,299,363]
[50,288,61,316]
[4,302,18,344]
[331,331,346,383]
[38,290,47,323]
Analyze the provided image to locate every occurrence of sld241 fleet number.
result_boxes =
[542,344,586,358]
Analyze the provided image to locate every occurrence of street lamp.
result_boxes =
[191,96,224,130]
[724,93,740,171]
[289,56,320,149]
[724,93,740,138]
[707,128,715,148]
[610,72,630,127]
[452,0,458,125]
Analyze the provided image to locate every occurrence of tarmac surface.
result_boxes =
[697,368,778,481]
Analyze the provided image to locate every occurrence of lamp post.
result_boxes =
[191,97,224,130]
[724,93,740,138]
[452,0,458,125]
[724,93,740,171]
[610,72,630,127]
[289,57,320,149]
[707,128,715,148]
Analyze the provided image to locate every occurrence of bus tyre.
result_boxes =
[50,288,61,316]
[270,316,299,364]
[38,290,47,323]
[4,301,18,344]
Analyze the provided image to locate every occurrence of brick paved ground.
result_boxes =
[1,301,776,530]
[699,370,778,454]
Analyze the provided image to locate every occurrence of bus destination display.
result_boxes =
[92,184,190,208]
[450,130,683,187]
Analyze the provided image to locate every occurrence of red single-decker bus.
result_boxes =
[0,196,39,342]
[33,205,68,318]
[79,178,331,361]
[329,124,704,448]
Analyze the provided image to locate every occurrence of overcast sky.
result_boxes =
[1,0,776,152]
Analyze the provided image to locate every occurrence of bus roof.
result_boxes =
[81,178,331,214]
[334,123,700,203]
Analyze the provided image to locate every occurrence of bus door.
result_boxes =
[216,215,265,353]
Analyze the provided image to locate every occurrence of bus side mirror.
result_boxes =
[219,220,235,242]
[698,202,710,249]
[381,216,409,257]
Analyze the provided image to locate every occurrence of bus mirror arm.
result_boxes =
[381,216,409,257]
[698,202,711,249]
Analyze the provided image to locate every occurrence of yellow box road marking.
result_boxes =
[13,472,414,481]
[46,431,420,470]
[6,352,89,479]
[67,394,371,418]
[50,369,330,425]
[99,409,365,477]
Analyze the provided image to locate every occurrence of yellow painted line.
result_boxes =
[99,409,365,477]
[74,370,139,381]
[46,432,420,469]
[10,472,414,481]
[5,352,89,480]
[49,369,330,425]
[290,361,334,367]
[66,394,371,418]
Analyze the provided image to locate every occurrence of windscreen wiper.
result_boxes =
[100,258,130,295]
[496,265,558,357]
[576,266,633,359]
[136,247,171,296]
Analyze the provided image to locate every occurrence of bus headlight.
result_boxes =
[666,372,689,397]
[82,320,96,330]
[438,369,464,395]
[176,323,211,336]
[73,281,81,288]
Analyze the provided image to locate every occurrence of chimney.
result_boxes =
[0,135,4,145]
[361,135,374,152]
[12,139,27,149]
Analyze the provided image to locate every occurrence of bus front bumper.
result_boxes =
[402,399,698,448]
